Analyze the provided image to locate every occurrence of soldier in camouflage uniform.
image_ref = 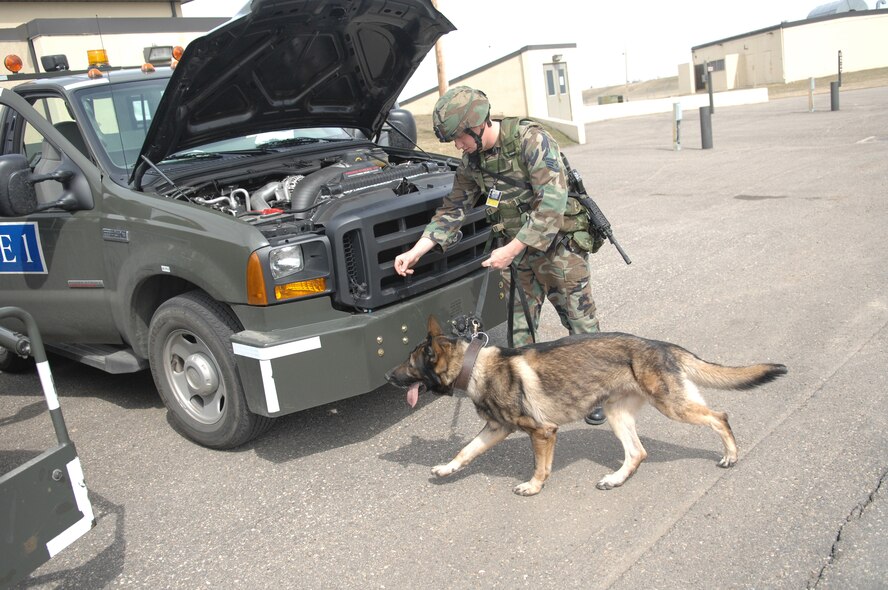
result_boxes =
[393,86,606,425]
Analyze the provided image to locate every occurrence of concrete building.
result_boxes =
[692,8,888,92]
[1,1,225,77]
[399,44,587,144]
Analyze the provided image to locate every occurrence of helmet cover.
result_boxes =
[432,86,490,142]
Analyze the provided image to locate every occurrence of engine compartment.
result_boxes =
[150,147,451,234]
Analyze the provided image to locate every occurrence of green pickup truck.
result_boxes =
[0,0,504,448]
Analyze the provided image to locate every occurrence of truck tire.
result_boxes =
[148,291,274,448]
[0,346,34,373]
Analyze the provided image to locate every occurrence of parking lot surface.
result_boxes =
[2,86,887,589]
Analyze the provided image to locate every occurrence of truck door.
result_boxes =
[0,91,119,343]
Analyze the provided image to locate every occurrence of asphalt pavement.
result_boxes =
[2,86,887,589]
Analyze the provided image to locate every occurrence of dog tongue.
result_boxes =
[407,383,420,408]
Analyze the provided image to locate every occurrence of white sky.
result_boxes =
[182,0,866,98]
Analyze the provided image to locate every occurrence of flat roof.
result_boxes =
[0,17,228,42]
[692,8,887,51]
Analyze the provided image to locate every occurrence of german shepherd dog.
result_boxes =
[386,316,787,496]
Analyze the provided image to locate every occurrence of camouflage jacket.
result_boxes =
[422,118,569,252]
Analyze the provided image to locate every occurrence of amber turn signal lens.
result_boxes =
[172,45,185,60]
[274,278,327,301]
[246,252,268,305]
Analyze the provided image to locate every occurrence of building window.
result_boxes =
[546,69,555,96]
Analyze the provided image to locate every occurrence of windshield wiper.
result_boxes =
[162,151,224,162]
[256,137,344,149]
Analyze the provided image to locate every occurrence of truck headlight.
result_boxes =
[247,239,333,305]
[269,245,303,279]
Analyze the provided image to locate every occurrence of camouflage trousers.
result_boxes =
[504,240,599,347]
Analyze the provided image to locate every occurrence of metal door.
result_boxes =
[544,62,572,120]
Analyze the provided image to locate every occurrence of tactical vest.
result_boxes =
[470,118,589,244]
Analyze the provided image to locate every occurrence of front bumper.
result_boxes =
[230,269,505,417]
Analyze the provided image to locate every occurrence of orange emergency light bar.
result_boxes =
[87,49,110,69]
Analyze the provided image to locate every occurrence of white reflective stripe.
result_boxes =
[232,336,321,360]
[259,360,280,413]
[36,361,59,410]
[46,458,94,557]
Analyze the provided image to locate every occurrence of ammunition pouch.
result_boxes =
[561,196,604,253]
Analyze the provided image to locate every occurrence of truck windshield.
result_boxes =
[75,79,165,174]
[73,78,356,179]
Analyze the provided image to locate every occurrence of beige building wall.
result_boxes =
[782,13,888,81]
[32,33,202,71]
[693,11,888,91]
[400,45,587,143]
[1,2,182,27]
[401,54,527,120]
[693,31,784,90]
[677,62,695,95]
[400,45,582,134]
[519,46,581,121]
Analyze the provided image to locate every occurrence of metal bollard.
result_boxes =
[673,103,682,151]
[808,78,815,112]
[830,81,840,111]
[700,106,713,149]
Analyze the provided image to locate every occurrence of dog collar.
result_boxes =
[453,334,487,391]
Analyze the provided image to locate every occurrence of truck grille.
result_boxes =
[324,186,492,310]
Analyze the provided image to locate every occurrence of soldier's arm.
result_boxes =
[421,162,480,251]
[514,127,568,251]
[396,161,481,276]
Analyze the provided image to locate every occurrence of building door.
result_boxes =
[544,62,572,120]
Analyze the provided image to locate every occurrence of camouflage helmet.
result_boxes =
[432,86,490,142]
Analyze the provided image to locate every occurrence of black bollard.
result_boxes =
[700,106,713,149]
[830,81,840,111]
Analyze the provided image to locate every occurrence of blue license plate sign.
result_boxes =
[0,222,47,274]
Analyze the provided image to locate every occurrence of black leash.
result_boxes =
[506,263,535,348]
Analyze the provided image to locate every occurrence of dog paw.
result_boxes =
[595,476,622,490]
[431,464,456,478]
[717,456,737,468]
[513,481,542,496]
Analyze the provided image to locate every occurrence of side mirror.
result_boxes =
[0,155,39,217]
[380,108,418,149]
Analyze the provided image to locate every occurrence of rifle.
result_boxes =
[561,154,631,265]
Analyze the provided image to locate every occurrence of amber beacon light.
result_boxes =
[4,54,23,74]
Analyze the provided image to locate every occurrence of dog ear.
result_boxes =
[427,315,443,337]
[424,339,437,363]
[428,333,451,365]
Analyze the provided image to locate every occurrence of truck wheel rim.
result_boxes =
[162,329,225,425]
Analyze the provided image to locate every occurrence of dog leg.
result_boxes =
[597,403,647,490]
[432,421,513,478]
[514,427,558,496]
[653,397,738,468]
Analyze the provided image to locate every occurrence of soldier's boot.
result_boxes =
[585,406,606,426]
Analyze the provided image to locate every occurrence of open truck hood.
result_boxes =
[134,0,453,182]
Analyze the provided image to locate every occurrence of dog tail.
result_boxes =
[680,350,787,391]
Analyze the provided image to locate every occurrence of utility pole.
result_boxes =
[431,0,448,95]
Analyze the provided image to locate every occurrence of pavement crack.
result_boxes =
[808,466,888,589]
